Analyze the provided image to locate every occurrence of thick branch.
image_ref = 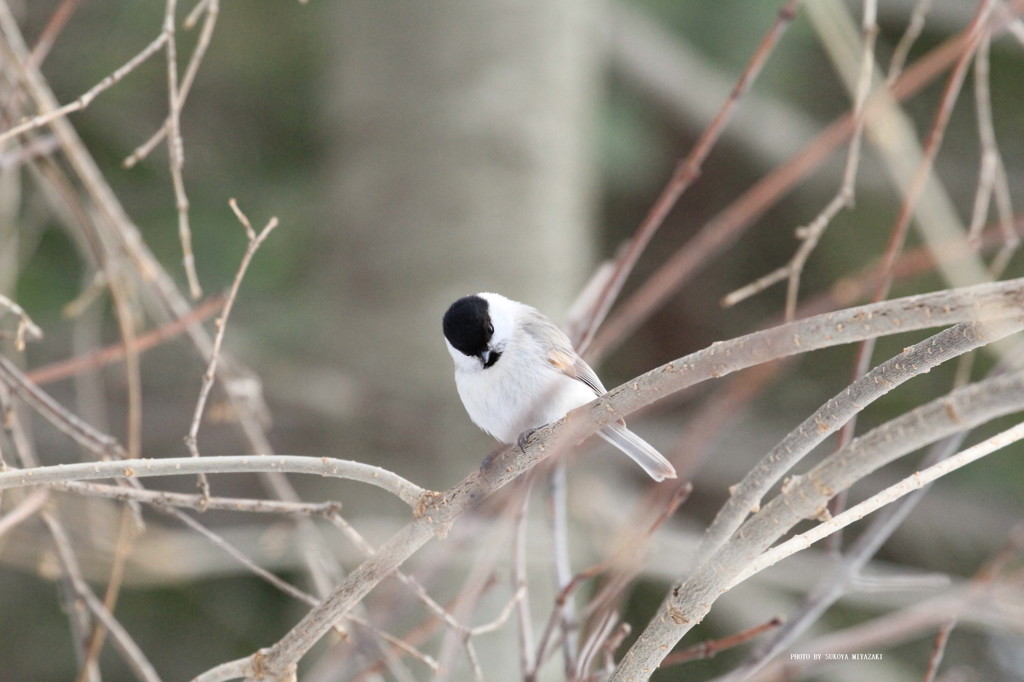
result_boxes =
[733,418,1024,587]
[614,369,1024,678]
[700,317,1023,557]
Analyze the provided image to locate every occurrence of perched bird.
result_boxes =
[442,292,677,481]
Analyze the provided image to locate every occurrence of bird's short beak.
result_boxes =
[479,349,491,366]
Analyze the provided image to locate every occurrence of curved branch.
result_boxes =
[732,418,1024,587]
[700,316,1023,557]
[613,369,1024,678]
[0,455,426,509]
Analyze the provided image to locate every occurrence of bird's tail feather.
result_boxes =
[598,423,677,481]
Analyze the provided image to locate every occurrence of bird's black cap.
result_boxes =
[443,295,493,359]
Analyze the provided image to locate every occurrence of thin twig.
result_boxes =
[537,483,691,677]
[922,618,956,682]
[0,355,125,458]
[660,617,782,667]
[42,512,161,682]
[0,0,394,614]
[328,511,508,681]
[0,293,43,350]
[0,487,49,538]
[26,295,224,386]
[162,504,318,606]
[162,504,422,682]
[470,586,526,636]
[588,24,981,362]
[0,31,169,147]
[0,0,147,464]
[180,0,219,99]
[547,462,576,674]
[785,0,875,320]
[123,0,220,170]
[185,201,278,501]
[27,0,83,68]
[968,29,1018,250]
[727,0,877,317]
[886,0,934,84]
[345,615,439,677]
[860,0,994,348]
[162,0,202,298]
[576,609,618,678]
[512,480,536,680]
[830,0,994,546]
[574,0,801,356]
[76,507,136,682]
[433,523,519,680]
[55,479,343,516]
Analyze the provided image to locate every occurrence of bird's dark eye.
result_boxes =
[486,323,494,335]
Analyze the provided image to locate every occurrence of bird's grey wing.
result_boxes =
[522,312,676,481]
[568,355,607,396]
[523,311,607,396]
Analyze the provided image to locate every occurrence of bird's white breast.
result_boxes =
[453,340,596,444]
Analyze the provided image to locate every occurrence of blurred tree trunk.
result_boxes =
[316,0,602,484]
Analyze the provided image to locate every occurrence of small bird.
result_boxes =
[442,292,677,481]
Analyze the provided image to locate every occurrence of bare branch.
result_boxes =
[575,0,801,355]
[589,23,979,360]
[185,201,278,500]
[923,618,957,682]
[968,29,1018,251]
[733,417,1024,587]
[56,479,343,516]
[162,0,201,298]
[123,0,220,170]
[727,0,878,317]
[26,295,225,386]
[42,512,161,682]
[614,371,1024,677]
[511,482,535,679]
[27,0,84,67]
[761,584,1020,679]
[0,355,125,458]
[162,505,318,606]
[0,294,43,350]
[547,463,576,673]
[0,487,48,538]
[700,317,1024,558]
[0,454,427,508]
[0,31,169,147]
[886,0,934,83]
[660,617,782,667]
[5,4,1023,678]
[723,427,973,680]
